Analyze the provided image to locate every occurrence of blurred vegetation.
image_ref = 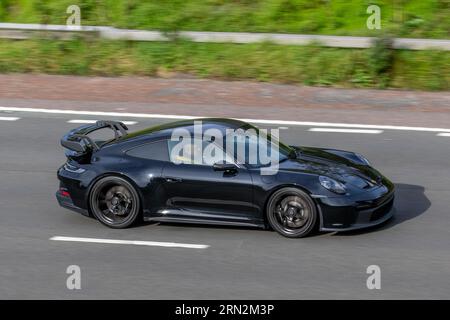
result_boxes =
[0,39,448,90]
[368,36,395,88]
[0,0,448,38]
[0,1,448,90]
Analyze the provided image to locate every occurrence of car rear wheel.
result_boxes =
[266,187,318,238]
[89,176,140,228]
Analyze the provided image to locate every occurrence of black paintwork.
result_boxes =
[56,118,395,231]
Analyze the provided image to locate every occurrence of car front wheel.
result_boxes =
[266,187,318,238]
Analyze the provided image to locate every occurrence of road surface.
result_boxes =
[1,108,449,299]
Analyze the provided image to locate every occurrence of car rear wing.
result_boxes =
[61,120,129,153]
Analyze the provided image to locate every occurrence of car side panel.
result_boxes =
[159,162,258,222]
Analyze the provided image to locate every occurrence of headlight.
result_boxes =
[355,153,371,166]
[319,176,346,194]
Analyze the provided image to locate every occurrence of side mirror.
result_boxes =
[213,161,238,172]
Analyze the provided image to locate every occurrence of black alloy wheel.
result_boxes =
[89,176,140,228]
[266,187,318,238]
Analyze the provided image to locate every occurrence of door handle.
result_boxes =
[164,177,183,183]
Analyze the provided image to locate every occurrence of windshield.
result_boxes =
[224,124,294,167]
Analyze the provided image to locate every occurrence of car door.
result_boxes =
[161,138,257,224]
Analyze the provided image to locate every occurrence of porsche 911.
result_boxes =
[56,118,395,238]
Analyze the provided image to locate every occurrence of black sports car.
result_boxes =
[56,118,395,238]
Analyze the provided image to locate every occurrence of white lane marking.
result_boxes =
[1,106,450,133]
[437,133,450,137]
[67,119,137,125]
[244,119,450,133]
[49,236,209,249]
[0,107,194,120]
[0,116,20,121]
[309,128,383,134]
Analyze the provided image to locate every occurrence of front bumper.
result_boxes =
[317,187,395,232]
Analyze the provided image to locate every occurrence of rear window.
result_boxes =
[126,140,169,162]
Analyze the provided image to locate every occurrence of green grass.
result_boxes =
[0,39,448,90]
[0,0,448,38]
[1,1,447,91]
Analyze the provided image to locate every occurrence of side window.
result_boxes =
[126,140,169,162]
[167,138,234,166]
[224,131,286,167]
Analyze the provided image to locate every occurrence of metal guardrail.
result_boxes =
[1,23,449,50]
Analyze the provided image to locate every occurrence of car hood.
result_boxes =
[279,146,385,189]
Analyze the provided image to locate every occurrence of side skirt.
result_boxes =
[143,216,265,229]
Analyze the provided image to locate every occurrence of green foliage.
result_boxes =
[0,1,446,90]
[0,1,448,38]
[368,36,395,88]
[0,39,447,90]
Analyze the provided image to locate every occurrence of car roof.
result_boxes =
[116,118,250,144]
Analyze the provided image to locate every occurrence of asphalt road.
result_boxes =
[1,110,449,299]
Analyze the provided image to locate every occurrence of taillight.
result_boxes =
[59,188,71,198]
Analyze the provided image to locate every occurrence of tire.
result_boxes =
[89,176,141,229]
[266,187,317,238]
